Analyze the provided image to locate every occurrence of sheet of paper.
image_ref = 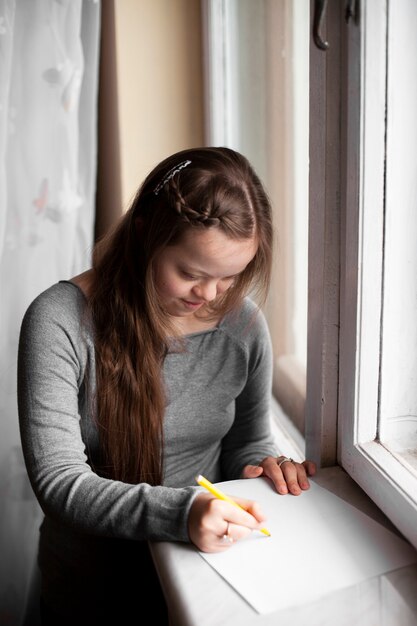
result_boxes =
[198,478,417,614]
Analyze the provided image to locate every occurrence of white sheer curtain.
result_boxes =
[0,1,100,623]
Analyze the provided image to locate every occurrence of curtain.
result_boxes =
[0,1,100,623]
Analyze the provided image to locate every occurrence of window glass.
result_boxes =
[377,0,417,475]
[203,0,310,430]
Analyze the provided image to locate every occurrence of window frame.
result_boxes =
[337,0,417,550]
[305,0,342,466]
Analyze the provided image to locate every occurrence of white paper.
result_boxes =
[198,478,417,614]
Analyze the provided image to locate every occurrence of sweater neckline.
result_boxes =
[59,279,222,338]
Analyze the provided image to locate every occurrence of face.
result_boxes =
[153,228,258,321]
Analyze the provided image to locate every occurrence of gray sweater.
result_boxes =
[18,281,277,602]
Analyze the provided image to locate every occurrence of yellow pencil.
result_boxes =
[196,474,271,537]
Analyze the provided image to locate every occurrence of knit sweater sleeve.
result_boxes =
[17,284,198,542]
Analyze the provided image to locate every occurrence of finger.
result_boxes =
[294,459,318,490]
[260,456,317,495]
[294,462,312,490]
[302,460,317,476]
[230,497,266,530]
[261,457,293,495]
[205,495,265,530]
[278,462,302,495]
[224,521,254,543]
[219,520,234,546]
[241,464,264,479]
[282,459,317,494]
[223,497,267,530]
[262,456,302,495]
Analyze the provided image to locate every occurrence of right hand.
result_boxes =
[187,492,267,553]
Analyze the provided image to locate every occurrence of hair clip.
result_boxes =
[153,160,192,195]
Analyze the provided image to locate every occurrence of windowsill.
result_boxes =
[150,465,417,626]
[150,414,417,625]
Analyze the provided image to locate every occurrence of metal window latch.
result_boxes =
[313,0,329,50]
[313,0,359,51]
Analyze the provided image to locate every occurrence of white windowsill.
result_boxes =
[150,464,417,626]
[150,413,417,625]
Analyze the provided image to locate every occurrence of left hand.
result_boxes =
[242,455,317,495]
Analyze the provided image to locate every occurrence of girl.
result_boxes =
[18,147,316,625]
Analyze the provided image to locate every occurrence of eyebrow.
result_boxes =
[181,264,237,279]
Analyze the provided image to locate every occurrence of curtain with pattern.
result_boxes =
[0,1,100,623]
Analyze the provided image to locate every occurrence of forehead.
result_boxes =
[167,227,258,276]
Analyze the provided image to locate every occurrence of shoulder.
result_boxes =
[220,297,271,347]
[18,283,93,390]
[223,296,269,330]
[20,281,87,336]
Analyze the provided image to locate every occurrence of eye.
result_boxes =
[181,270,198,280]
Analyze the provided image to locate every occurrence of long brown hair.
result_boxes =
[89,147,273,484]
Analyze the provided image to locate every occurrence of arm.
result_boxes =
[219,302,316,493]
[17,285,198,542]
[219,303,277,477]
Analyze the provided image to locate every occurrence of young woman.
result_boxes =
[18,147,316,625]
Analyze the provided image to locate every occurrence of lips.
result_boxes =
[182,299,204,308]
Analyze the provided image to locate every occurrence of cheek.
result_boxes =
[217,279,234,294]
[157,269,187,298]
[154,266,172,295]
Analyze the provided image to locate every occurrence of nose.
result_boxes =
[193,280,218,303]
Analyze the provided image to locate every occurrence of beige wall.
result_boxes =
[114,0,205,210]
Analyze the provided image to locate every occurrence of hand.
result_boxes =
[242,455,317,496]
[187,492,267,553]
